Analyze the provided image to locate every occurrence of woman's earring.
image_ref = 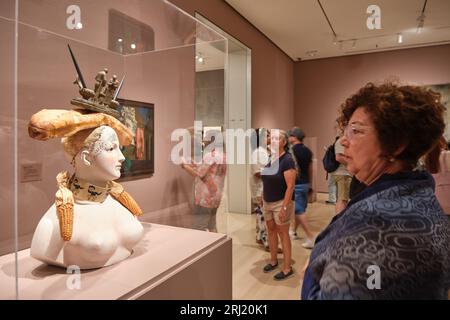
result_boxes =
[389,157,395,163]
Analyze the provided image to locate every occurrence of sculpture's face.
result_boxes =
[88,126,125,181]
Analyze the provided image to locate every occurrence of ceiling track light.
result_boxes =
[416,0,427,34]
[333,35,338,45]
[417,13,425,24]
[338,31,411,52]
[417,14,425,33]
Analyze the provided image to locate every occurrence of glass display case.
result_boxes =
[0,0,228,299]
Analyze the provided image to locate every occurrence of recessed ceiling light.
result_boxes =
[118,38,123,43]
[306,50,318,57]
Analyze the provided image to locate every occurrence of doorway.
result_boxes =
[195,13,252,215]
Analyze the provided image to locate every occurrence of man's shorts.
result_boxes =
[263,200,294,226]
[294,183,309,214]
[334,175,352,202]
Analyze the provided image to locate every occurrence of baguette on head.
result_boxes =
[28,109,133,146]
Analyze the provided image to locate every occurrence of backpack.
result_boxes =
[322,143,340,173]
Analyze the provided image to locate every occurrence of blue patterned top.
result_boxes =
[302,171,450,299]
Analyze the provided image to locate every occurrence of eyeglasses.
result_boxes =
[344,123,372,142]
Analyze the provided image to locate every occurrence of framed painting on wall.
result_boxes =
[117,98,154,181]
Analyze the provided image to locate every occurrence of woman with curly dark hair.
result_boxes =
[301,82,450,299]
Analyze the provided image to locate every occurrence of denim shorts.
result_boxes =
[294,183,309,214]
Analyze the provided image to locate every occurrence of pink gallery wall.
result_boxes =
[0,2,196,252]
[294,44,450,192]
[16,0,195,52]
[169,0,295,130]
[0,0,14,19]
[0,16,15,253]
[122,48,195,218]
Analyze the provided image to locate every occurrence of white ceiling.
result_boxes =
[225,0,450,61]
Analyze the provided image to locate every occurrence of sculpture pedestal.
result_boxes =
[0,223,232,300]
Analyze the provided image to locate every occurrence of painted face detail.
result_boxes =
[89,126,125,181]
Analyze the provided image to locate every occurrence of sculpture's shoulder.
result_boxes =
[32,204,60,237]
[30,203,65,267]
[40,203,59,221]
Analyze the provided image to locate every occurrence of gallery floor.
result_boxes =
[216,193,335,300]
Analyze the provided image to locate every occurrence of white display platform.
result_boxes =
[0,223,232,300]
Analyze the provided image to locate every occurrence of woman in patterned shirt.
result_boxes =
[302,82,450,299]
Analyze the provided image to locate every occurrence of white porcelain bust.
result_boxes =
[30,126,144,269]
